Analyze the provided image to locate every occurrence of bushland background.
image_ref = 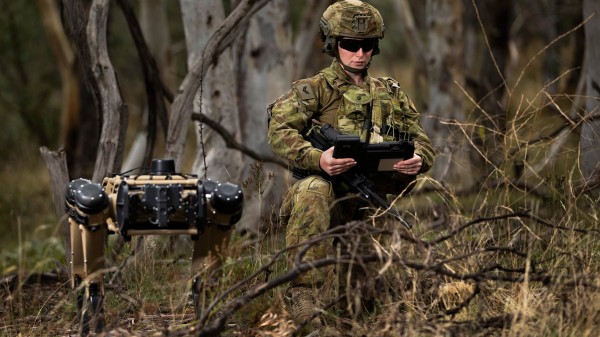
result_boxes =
[1,0,599,336]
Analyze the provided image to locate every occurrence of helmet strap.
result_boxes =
[338,57,371,74]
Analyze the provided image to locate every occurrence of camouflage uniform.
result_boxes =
[268,60,434,286]
[267,0,435,287]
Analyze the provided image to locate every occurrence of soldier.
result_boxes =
[267,0,435,331]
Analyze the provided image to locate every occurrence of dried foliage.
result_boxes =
[2,1,600,337]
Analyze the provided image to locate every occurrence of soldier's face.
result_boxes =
[337,38,374,69]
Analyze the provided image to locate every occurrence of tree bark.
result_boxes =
[235,0,294,231]
[39,147,70,269]
[580,0,600,187]
[62,0,128,182]
[165,0,271,171]
[87,0,128,182]
[180,0,244,184]
[423,0,475,191]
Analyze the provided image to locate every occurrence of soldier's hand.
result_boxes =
[319,147,356,176]
[393,154,422,175]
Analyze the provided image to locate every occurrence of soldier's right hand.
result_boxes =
[319,147,356,176]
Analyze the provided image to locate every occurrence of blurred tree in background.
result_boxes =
[0,1,60,156]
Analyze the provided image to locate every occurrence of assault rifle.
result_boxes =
[294,123,415,228]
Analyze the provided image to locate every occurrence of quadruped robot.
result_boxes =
[64,159,244,334]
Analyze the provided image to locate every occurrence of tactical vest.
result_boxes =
[292,65,412,144]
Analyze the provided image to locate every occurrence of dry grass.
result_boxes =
[3,141,599,337]
[2,16,599,337]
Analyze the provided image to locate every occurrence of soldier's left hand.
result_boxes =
[393,154,422,175]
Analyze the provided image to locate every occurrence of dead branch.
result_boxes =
[39,146,71,269]
[430,314,513,335]
[191,112,286,168]
[182,211,600,336]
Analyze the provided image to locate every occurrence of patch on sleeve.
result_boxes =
[294,81,315,101]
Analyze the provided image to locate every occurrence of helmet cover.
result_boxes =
[320,0,384,56]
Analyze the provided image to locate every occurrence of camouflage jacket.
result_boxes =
[268,60,435,182]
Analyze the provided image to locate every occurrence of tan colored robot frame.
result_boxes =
[65,159,243,335]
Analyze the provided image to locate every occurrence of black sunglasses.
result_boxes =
[338,38,377,52]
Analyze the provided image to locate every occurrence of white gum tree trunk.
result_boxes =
[235,0,293,231]
[180,0,244,183]
[580,0,600,188]
[423,0,476,191]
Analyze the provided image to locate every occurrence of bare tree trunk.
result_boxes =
[180,0,244,183]
[580,0,600,187]
[293,0,332,79]
[36,0,80,154]
[423,0,475,191]
[165,0,271,171]
[42,0,96,178]
[139,0,173,89]
[468,0,511,131]
[62,0,128,182]
[39,147,70,270]
[393,0,427,94]
[88,0,128,182]
[463,0,511,168]
[541,0,560,95]
[121,0,174,172]
[235,0,294,231]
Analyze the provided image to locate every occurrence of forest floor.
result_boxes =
[0,255,296,337]
[0,272,181,336]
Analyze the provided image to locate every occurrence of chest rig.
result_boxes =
[295,65,409,144]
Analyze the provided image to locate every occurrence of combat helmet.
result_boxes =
[319,0,385,57]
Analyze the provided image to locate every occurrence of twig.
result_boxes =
[188,214,600,336]
[191,112,287,168]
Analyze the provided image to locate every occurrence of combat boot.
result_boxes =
[285,286,341,337]
[286,286,320,324]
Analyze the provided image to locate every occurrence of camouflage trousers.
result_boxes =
[280,175,360,286]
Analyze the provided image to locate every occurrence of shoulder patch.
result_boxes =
[293,80,316,101]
